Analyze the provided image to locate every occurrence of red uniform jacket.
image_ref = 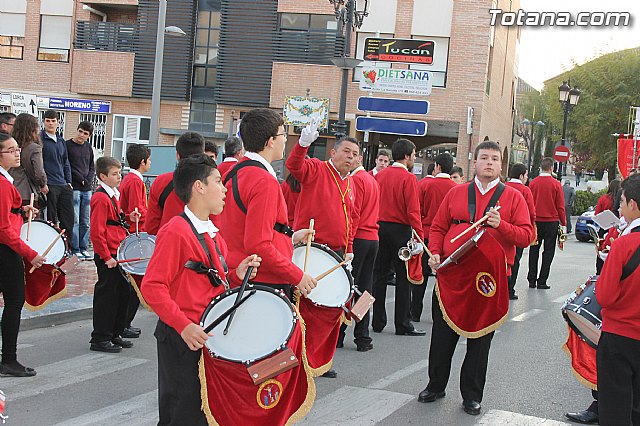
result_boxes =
[219,158,303,286]
[142,215,241,334]
[429,182,534,267]
[351,167,380,241]
[217,159,238,180]
[0,175,37,261]
[375,165,423,240]
[529,175,566,225]
[146,172,184,235]
[595,193,613,214]
[120,172,147,231]
[419,175,456,238]
[280,180,300,225]
[90,190,127,261]
[286,144,354,254]
[596,227,640,341]
[506,180,536,226]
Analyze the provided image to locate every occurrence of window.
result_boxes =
[193,9,220,89]
[111,115,151,162]
[38,15,72,62]
[189,100,216,133]
[79,113,108,154]
[0,36,24,59]
[0,0,27,59]
[276,13,342,65]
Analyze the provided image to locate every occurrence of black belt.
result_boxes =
[274,222,294,237]
[452,219,471,225]
[10,207,21,215]
[184,260,224,287]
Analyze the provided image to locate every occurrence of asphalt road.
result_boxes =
[3,236,597,425]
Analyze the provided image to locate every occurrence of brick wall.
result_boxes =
[71,51,135,97]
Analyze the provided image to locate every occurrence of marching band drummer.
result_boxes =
[141,155,260,425]
[0,133,45,377]
[419,141,533,416]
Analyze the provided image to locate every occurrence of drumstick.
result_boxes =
[315,259,349,282]
[450,206,501,244]
[29,229,65,273]
[116,257,151,264]
[203,289,257,334]
[26,193,34,241]
[134,207,139,236]
[303,219,314,272]
[223,264,254,335]
[411,229,435,261]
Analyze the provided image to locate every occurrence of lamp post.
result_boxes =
[557,80,581,181]
[329,0,369,139]
[149,0,186,146]
[522,118,544,175]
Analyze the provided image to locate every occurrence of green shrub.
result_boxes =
[572,189,606,215]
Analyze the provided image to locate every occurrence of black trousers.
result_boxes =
[339,238,378,346]
[508,246,524,296]
[0,245,25,364]
[427,290,494,402]
[372,222,414,334]
[46,184,74,246]
[90,255,130,343]
[155,320,208,426]
[527,221,558,286]
[596,331,640,425]
[127,285,141,328]
[410,240,431,321]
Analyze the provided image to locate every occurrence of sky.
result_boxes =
[517,0,640,89]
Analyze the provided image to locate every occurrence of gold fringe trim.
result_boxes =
[199,352,220,426]
[127,273,153,312]
[406,260,424,285]
[341,311,352,327]
[435,281,507,339]
[561,328,598,391]
[24,287,68,312]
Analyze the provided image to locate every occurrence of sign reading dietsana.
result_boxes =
[359,67,432,96]
[364,38,435,64]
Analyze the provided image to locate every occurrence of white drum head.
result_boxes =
[202,287,295,363]
[20,221,66,264]
[292,244,352,307]
[117,233,156,275]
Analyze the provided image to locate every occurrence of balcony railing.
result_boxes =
[75,21,137,52]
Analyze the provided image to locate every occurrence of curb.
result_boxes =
[21,307,93,331]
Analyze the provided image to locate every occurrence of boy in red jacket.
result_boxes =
[596,173,640,425]
[89,157,140,353]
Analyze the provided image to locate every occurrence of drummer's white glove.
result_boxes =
[561,225,567,234]
[410,243,423,257]
[299,118,320,147]
[344,252,354,271]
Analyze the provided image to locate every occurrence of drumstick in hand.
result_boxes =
[412,229,435,261]
[26,193,34,241]
[315,259,349,282]
[29,229,65,273]
[303,219,314,272]
[116,257,151,264]
[134,207,140,236]
[450,206,501,244]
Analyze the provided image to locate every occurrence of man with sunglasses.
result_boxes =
[66,121,95,260]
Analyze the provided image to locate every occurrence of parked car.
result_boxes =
[575,207,600,242]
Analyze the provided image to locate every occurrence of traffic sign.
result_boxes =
[11,93,38,117]
[553,145,571,162]
[358,97,429,115]
[355,116,427,136]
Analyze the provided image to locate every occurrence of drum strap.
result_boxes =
[179,213,228,288]
[621,227,640,281]
[158,181,174,211]
[223,160,294,237]
[468,181,505,223]
[10,207,21,215]
[95,187,130,230]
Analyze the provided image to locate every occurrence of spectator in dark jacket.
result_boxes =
[66,121,95,258]
[563,180,576,233]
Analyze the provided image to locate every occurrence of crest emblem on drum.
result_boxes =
[475,272,497,297]
[256,379,283,409]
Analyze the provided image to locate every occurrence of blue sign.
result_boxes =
[47,97,111,114]
[358,97,429,115]
[356,117,427,136]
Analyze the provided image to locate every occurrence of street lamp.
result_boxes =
[329,0,369,139]
[149,0,186,146]
[522,118,544,175]
[557,80,581,180]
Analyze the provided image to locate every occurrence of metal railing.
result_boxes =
[74,21,137,52]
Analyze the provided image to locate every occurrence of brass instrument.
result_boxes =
[398,237,422,261]
[557,225,567,250]
[586,224,603,254]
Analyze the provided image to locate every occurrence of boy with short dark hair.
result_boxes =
[89,157,140,353]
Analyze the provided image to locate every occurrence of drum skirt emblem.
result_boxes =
[257,379,283,409]
[475,272,497,297]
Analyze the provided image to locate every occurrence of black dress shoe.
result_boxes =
[528,282,537,288]
[537,284,551,290]
[127,326,141,333]
[336,340,344,348]
[372,327,383,333]
[321,369,337,378]
[112,337,133,348]
[356,343,373,352]
[122,328,141,338]
[565,410,599,424]
[90,341,122,353]
[462,399,481,415]
[417,389,445,403]
[396,329,427,336]
[509,293,519,300]
[0,361,37,377]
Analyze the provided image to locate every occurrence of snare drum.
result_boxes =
[562,276,602,349]
[200,285,297,364]
[117,233,156,275]
[20,220,68,265]
[291,243,354,308]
